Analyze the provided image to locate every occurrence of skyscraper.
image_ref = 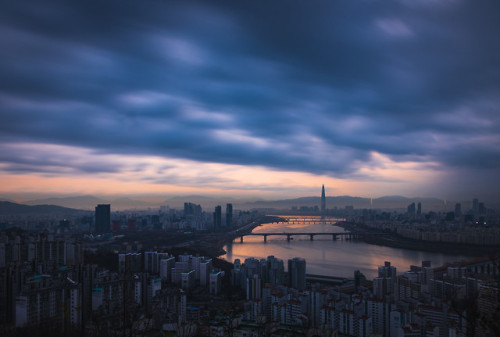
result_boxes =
[95,204,110,233]
[321,185,326,212]
[288,257,306,291]
[213,205,221,230]
[407,202,416,219]
[226,203,233,227]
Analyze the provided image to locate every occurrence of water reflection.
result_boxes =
[223,216,467,279]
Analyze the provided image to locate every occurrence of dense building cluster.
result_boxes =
[231,257,500,337]
[2,227,499,337]
[0,232,84,333]
[351,198,500,246]
[1,194,500,336]
[0,231,230,336]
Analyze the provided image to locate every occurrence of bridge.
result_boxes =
[268,219,340,225]
[238,232,388,243]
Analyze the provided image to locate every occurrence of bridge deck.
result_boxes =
[245,232,387,236]
[238,231,388,242]
[246,232,349,236]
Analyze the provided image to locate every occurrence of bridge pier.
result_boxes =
[241,231,371,242]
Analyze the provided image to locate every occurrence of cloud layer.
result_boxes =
[1,0,499,200]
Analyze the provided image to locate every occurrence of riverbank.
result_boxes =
[189,216,287,258]
[336,221,500,257]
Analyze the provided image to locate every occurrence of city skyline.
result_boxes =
[1,1,500,203]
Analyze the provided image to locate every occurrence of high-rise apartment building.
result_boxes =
[226,203,233,227]
[288,257,306,291]
[266,255,285,286]
[378,261,397,279]
[210,271,225,295]
[213,205,221,230]
[377,261,396,298]
[199,259,212,287]
[407,203,416,219]
[246,274,261,300]
[184,202,202,216]
[95,204,110,233]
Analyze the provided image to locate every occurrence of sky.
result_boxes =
[1,0,500,203]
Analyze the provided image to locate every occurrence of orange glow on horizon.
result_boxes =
[0,144,445,200]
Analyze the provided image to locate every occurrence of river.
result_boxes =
[222,216,468,279]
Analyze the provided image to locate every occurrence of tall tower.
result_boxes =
[95,204,110,233]
[321,185,326,212]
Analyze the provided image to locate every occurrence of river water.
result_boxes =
[222,216,468,279]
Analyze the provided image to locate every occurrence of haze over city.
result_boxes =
[1,0,500,204]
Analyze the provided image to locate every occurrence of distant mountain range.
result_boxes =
[0,201,89,216]
[20,194,258,210]
[0,194,468,212]
[243,195,449,211]
[22,195,161,211]
[23,195,106,210]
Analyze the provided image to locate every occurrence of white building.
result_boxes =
[181,271,195,290]
[210,271,225,295]
[160,256,175,282]
[199,259,212,287]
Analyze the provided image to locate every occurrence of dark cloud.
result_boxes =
[0,143,125,174]
[1,0,500,195]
